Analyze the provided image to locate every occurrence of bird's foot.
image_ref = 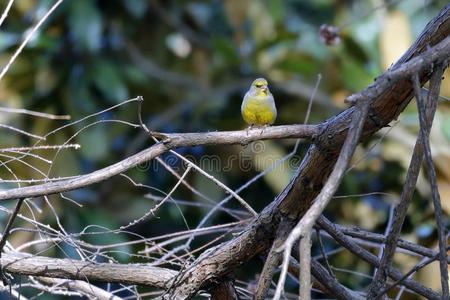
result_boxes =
[259,124,269,135]
[246,124,254,136]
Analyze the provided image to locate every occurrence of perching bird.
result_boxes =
[241,78,277,127]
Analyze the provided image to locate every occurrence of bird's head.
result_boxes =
[251,78,269,96]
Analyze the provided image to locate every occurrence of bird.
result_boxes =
[241,78,277,128]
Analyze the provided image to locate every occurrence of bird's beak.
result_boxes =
[261,87,268,95]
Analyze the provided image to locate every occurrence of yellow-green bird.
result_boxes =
[241,78,277,127]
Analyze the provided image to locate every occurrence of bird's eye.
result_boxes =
[255,83,262,88]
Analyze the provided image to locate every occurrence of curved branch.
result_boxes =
[0,124,318,201]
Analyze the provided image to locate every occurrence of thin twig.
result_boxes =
[0,107,70,120]
[304,74,322,125]
[144,193,247,219]
[318,216,441,299]
[0,0,15,28]
[413,71,449,298]
[2,149,52,164]
[175,153,257,216]
[315,228,334,276]
[0,198,25,284]
[336,224,448,260]
[0,199,25,252]
[37,277,123,300]
[120,165,192,229]
[379,247,450,296]
[0,124,45,140]
[374,204,395,277]
[0,0,65,81]
[0,144,80,152]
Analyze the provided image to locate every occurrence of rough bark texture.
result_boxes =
[1,252,176,288]
[210,280,239,300]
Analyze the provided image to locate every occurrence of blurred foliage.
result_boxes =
[1,0,450,298]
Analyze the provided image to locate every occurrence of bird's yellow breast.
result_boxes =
[241,95,277,125]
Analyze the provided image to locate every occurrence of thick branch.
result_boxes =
[210,281,239,300]
[1,252,176,288]
[0,124,318,201]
